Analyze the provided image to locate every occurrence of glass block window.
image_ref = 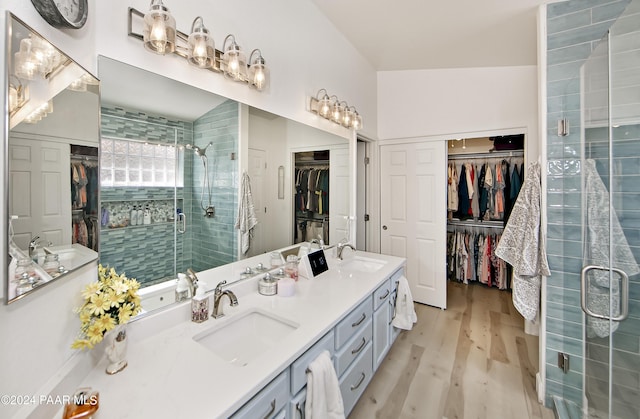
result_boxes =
[100,137,183,187]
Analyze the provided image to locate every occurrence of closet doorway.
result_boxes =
[294,151,330,245]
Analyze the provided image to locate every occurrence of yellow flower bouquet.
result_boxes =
[71,264,142,350]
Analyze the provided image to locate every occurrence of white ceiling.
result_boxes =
[311,0,546,71]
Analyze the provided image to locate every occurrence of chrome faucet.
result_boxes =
[185,268,199,297]
[212,280,238,319]
[29,236,42,260]
[336,241,356,260]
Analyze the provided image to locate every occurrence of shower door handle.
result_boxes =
[580,265,629,321]
[177,212,186,234]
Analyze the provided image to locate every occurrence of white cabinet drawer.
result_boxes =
[335,298,372,349]
[290,329,335,396]
[339,342,373,416]
[335,318,372,377]
[232,369,290,419]
[373,279,392,310]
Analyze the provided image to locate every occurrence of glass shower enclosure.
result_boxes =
[579,2,640,418]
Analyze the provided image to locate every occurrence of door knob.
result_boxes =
[382,225,388,230]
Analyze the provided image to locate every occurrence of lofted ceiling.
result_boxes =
[311,0,546,71]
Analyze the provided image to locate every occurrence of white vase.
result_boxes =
[104,324,128,375]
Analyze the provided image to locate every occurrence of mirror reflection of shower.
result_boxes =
[185,142,215,217]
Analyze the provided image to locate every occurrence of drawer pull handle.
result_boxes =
[263,399,276,419]
[296,402,304,418]
[350,372,366,391]
[351,337,366,354]
[379,289,390,300]
[352,313,366,327]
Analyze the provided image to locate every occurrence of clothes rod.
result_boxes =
[447,150,524,161]
[447,219,504,229]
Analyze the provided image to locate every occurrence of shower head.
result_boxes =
[185,142,213,157]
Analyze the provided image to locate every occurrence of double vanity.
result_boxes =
[66,248,405,418]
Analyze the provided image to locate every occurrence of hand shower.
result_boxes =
[185,142,215,217]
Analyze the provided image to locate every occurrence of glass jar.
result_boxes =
[14,258,34,282]
[285,255,299,281]
[270,252,282,268]
[43,253,60,275]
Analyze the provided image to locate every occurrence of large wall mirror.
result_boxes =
[97,56,351,315]
[5,13,100,303]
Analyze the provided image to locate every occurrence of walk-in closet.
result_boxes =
[70,144,99,251]
[294,150,330,245]
[446,135,524,290]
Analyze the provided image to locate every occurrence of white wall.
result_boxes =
[377,66,539,160]
[1,1,375,416]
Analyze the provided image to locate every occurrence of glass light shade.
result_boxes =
[143,0,176,55]
[342,106,353,128]
[331,101,344,123]
[68,78,87,92]
[187,17,215,69]
[9,84,18,113]
[222,36,247,81]
[30,35,57,76]
[352,111,363,130]
[318,97,331,118]
[248,52,269,91]
[14,38,37,80]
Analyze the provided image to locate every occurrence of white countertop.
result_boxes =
[75,250,405,419]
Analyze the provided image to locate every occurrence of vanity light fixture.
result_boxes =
[248,49,269,91]
[8,76,28,114]
[128,3,269,91]
[187,16,214,69]
[24,100,53,124]
[221,34,247,81]
[142,0,176,55]
[309,89,363,131]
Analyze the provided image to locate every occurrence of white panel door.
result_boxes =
[9,137,71,250]
[247,148,266,257]
[330,145,350,245]
[380,141,447,308]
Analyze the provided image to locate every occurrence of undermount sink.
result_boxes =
[193,308,299,367]
[339,256,387,273]
[39,243,98,272]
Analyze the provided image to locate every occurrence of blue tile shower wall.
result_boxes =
[189,100,239,271]
[545,0,631,409]
[99,106,193,285]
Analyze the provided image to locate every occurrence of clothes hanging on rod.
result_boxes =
[447,156,524,226]
[446,227,509,290]
[295,167,329,214]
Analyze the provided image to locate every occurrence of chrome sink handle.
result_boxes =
[214,280,227,294]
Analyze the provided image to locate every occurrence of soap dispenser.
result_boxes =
[191,285,209,323]
[175,273,190,302]
[130,205,137,226]
[143,205,151,225]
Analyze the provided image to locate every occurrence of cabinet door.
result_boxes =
[231,369,290,419]
[373,300,391,370]
[289,389,306,419]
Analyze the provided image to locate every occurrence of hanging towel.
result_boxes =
[392,276,417,330]
[583,159,639,338]
[305,350,345,419]
[235,171,258,255]
[495,162,549,321]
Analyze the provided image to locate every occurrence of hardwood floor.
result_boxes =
[349,281,555,419]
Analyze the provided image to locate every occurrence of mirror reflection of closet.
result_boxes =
[294,151,330,245]
[70,145,99,252]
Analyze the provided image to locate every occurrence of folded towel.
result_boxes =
[392,275,417,330]
[305,350,344,419]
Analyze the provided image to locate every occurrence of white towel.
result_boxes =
[235,171,258,255]
[305,350,344,419]
[392,276,417,330]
